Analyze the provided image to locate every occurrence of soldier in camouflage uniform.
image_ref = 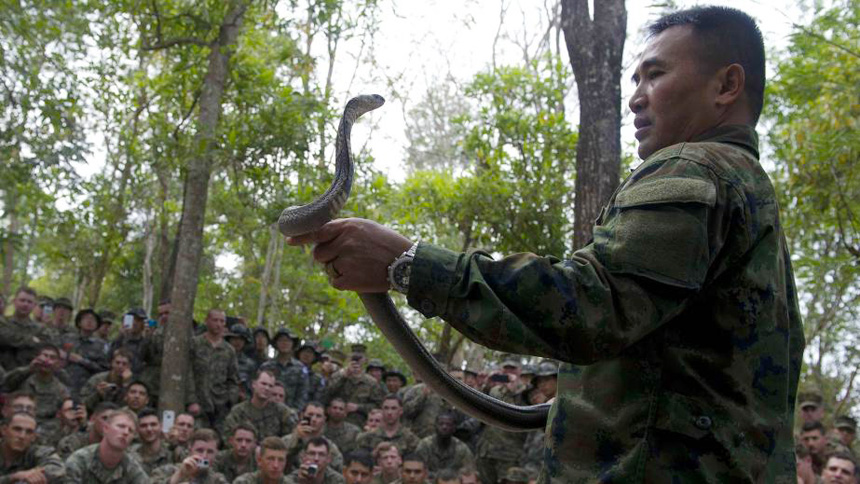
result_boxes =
[324,397,362,455]
[47,296,77,342]
[233,437,290,484]
[57,402,118,459]
[290,7,804,483]
[0,287,56,370]
[3,344,70,425]
[833,416,859,457]
[414,413,474,477]
[261,327,310,410]
[297,340,326,403]
[252,327,271,367]
[365,359,386,386]
[150,429,229,484]
[214,423,259,482]
[191,308,240,430]
[80,349,135,411]
[107,308,148,375]
[129,408,173,475]
[356,395,419,457]
[382,369,407,397]
[0,412,66,483]
[39,396,87,449]
[283,401,344,472]
[65,409,149,484]
[63,309,110,399]
[224,369,298,439]
[324,347,385,428]
[475,378,527,484]
[401,381,448,440]
[284,437,345,484]
[227,324,259,400]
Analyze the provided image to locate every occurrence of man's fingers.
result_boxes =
[285,219,349,246]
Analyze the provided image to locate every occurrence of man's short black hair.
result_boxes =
[305,436,330,452]
[825,451,859,475]
[435,469,459,483]
[801,420,825,434]
[343,450,374,469]
[648,6,765,123]
[137,407,158,421]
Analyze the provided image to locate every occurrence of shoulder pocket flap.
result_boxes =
[615,177,716,208]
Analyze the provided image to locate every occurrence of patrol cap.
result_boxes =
[501,357,520,369]
[350,343,367,355]
[520,364,536,377]
[271,327,299,346]
[54,297,74,310]
[798,391,824,410]
[98,310,116,326]
[126,307,148,319]
[226,324,252,344]
[534,360,559,378]
[74,308,102,328]
[835,415,857,432]
[499,466,531,484]
[383,368,408,386]
[38,296,55,307]
[366,358,386,372]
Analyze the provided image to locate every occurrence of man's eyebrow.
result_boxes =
[631,57,669,82]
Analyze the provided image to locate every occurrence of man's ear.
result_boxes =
[715,63,745,108]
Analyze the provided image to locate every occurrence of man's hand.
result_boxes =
[187,403,201,415]
[8,467,47,484]
[287,218,413,293]
[296,419,314,439]
[171,456,200,483]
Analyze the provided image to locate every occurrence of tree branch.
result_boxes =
[794,23,860,59]
[141,37,211,51]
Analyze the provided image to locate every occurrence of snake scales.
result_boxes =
[278,94,550,431]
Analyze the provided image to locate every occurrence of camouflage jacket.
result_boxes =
[356,425,420,456]
[191,335,240,411]
[56,429,95,459]
[129,441,174,475]
[474,386,527,462]
[415,435,475,474]
[150,463,229,484]
[80,371,129,411]
[223,400,297,439]
[0,442,65,483]
[108,332,147,375]
[282,432,343,472]
[324,421,361,455]
[2,367,70,422]
[0,315,55,370]
[284,466,345,484]
[402,383,451,439]
[213,448,257,482]
[308,369,326,403]
[406,125,804,483]
[236,352,258,397]
[64,332,110,398]
[323,372,385,427]
[234,471,289,484]
[260,357,310,410]
[65,443,149,484]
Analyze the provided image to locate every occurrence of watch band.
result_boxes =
[388,242,418,294]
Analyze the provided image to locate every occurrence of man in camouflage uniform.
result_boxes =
[297,341,326,402]
[290,6,804,483]
[284,401,344,472]
[225,368,298,439]
[325,397,362,455]
[475,374,527,484]
[402,379,449,439]
[63,309,110,399]
[150,428,230,484]
[39,396,87,449]
[356,395,419,457]
[80,349,134,411]
[233,436,289,484]
[324,346,385,428]
[214,423,259,481]
[191,308,240,430]
[414,412,474,477]
[798,391,826,426]
[129,408,173,474]
[261,327,310,410]
[3,344,70,425]
[48,296,76,342]
[65,409,149,484]
[284,437,345,484]
[365,359,386,386]
[0,412,66,483]
[227,324,259,400]
[108,308,148,375]
[833,416,859,457]
[252,327,271,367]
[0,286,55,370]
[57,402,118,459]
[382,369,407,397]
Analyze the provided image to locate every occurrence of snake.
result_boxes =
[278,94,551,431]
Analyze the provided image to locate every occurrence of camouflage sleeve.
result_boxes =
[227,349,240,405]
[292,368,310,411]
[80,374,103,410]
[32,445,66,483]
[63,449,87,484]
[149,463,179,484]
[0,320,40,350]
[2,365,32,392]
[358,381,385,415]
[407,160,731,365]
[281,405,298,436]
[124,458,151,484]
[401,385,426,419]
[322,372,346,404]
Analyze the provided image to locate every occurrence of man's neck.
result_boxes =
[232,450,250,463]
[251,395,269,408]
[382,421,400,435]
[435,435,453,448]
[34,371,54,382]
[143,438,162,453]
[13,313,30,323]
[205,332,221,345]
[276,353,291,363]
[97,441,124,468]
[327,418,344,428]
[0,443,22,464]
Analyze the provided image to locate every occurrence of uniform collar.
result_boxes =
[689,124,760,159]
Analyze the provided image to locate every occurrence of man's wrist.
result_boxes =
[388,241,419,294]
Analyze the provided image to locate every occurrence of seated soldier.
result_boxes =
[356,395,419,456]
[65,409,149,483]
[796,444,816,484]
[284,401,344,472]
[0,412,65,482]
[399,454,429,484]
[363,409,382,433]
[284,437,344,484]
[63,308,109,399]
[41,396,87,448]
[57,401,118,459]
[150,428,229,484]
[1,391,37,420]
[414,412,474,476]
[123,381,151,414]
[433,469,460,484]
[324,397,362,455]
[371,442,402,484]
[3,344,71,425]
[166,412,197,462]
[272,381,288,405]
[821,451,857,484]
[801,421,829,475]
[457,466,480,484]
[214,422,258,482]
[129,408,173,474]
[224,369,297,439]
[342,450,374,484]
[234,436,290,484]
[0,287,55,371]
[80,349,135,411]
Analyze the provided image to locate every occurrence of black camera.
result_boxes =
[307,464,318,476]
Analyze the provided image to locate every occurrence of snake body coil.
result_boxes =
[279,94,550,431]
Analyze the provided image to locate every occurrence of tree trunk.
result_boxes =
[257,223,278,325]
[2,190,18,296]
[143,215,156,313]
[160,0,249,414]
[561,0,626,250]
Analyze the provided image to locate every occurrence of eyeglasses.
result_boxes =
[12,404,36,413]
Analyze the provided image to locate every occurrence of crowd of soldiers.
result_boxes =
[795,390,860,484]
[0,286,559,484]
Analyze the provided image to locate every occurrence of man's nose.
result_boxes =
[628,87,646,114]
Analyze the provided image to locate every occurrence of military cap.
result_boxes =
[350,343,367,354]
[499,466,531,484]
[463,367,479,378]
[252,327,270,341]
[271,327,299,345]
[324,349,346,366]
[798,391,824,409]
[98,310,116,326]
[501,357,520,369]
[535,360,559,378]
[521,364,536,376]
[296,340,321,362]
[54,297,74,310]
[383,368,408,386]
[366,358,386,372]
[74,308,102,328]
[126,307,148,319]
[38,296,55,307]
[226,324,252,344]
[835,415,857,432]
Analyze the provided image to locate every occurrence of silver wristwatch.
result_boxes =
[388,242,418,294]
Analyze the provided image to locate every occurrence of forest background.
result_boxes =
[1,0,858,415]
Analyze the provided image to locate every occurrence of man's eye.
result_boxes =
[648,71,663,80]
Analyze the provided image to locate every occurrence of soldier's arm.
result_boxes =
[226,349,240,405]
[407,160,733,365]
[62,451,86,484]
[281,405,298,436]
[34,445,66,482]
[357,380,385,416]
[322,371,346,404]
[80,374,103,410]
[401,385,426,419]
[292,369,309,410]
[2,365,33,392]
